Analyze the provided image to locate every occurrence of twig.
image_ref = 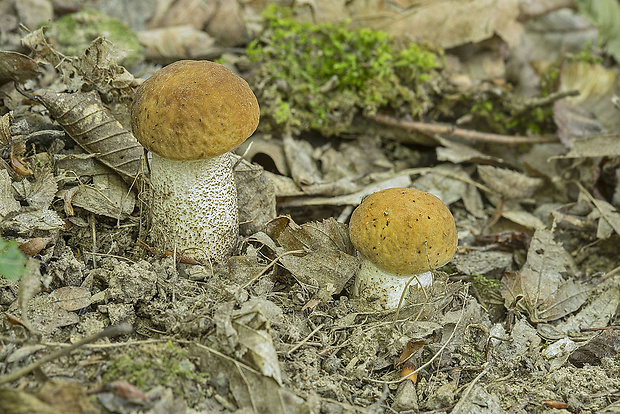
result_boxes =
[0,323,132,385]
[451,363,491,414]
[286,323,325,356]
[242,250,306,289]
[365,291,467,384]
[580,325,620,332]
[369,113,559,145]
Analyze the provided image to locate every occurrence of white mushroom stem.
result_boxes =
[148,152,238,263]
[352,256,433,310]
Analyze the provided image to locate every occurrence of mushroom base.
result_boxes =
[352,257,433,310]
[148,152,238,263]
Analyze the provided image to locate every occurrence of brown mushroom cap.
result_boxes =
[131,60,260,161]
[349,188,458,275]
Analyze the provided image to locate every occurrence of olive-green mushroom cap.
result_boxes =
[131,60,260,161]
[349,188,458,275]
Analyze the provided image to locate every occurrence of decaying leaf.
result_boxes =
[0,170,20,219]
[265,216,358,302]
[13,168,57,210]
[28,294,80,334]
[19,237,53,256]
[68,174,136,220]
[559,134,620,159]
[580,187,620,239]
[283,133,322,186]
[234,158,277,236]
[559,61,620,133]
[501,228,586,323]
[23,89,145,184]
[412,163,469,206]
[553,100,605,143]
[214,300,283,385]
[50,286,92,311]
[74,37,138,98]
[478,165,544,200]
[137,25,217,61]
[0,51,40,85]
[1,210,65,234]
[194,342,309,413]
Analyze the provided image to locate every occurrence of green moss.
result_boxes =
[248,5,441,135]
[45,9,142,67]
[472,274,501,300]
[102,342,207,406]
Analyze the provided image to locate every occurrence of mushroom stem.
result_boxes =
[148,152,238,263]
[353,256,432,310]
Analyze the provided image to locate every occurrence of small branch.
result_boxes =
[368,114,559,145]
[0,323,132,385]
[510,90,579,115]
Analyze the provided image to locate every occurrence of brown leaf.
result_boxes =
[50,286,92,311]
[19,237,53,256]
[501,229,586,323]
[0,51,40,85]
[477,165,544,200]
[265,216,358,300]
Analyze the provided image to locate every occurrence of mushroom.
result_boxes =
[131,60,260,263]
[348,188,458,309]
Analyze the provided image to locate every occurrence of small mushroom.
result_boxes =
[348,188,458,309]
[131,60,260,263]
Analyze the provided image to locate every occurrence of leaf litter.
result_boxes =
[0,1,620,413]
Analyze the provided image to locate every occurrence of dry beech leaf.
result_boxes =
[238,136,290,176]
[1,209,65,234]
[501,209,546,230]
[412,163,469,206]
[553,100,604,144]
[559,61,620,133]
[284,0,522,48]
[557,134,620,159]
[25,89,144,185]
[13,168,57,210]
[556,286,620,338]
[19,237,53,256]
[214,301,283,385]
[137,26,217,61]
[70,174,135,220]
[49,286,92,311]
[278,175,412,208]
[585,192,620,239]
[195,343,307,413]
[265,216,358,301]
[234,158,276,236]
[282,133,322,186]
[148,0,217,30]
[0,170,20,219]
[501,229,586,323]
[477,165,544,200]
[0,50,40,85]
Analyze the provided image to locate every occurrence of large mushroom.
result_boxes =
[348,188,458,309]
[131,60,260,263]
